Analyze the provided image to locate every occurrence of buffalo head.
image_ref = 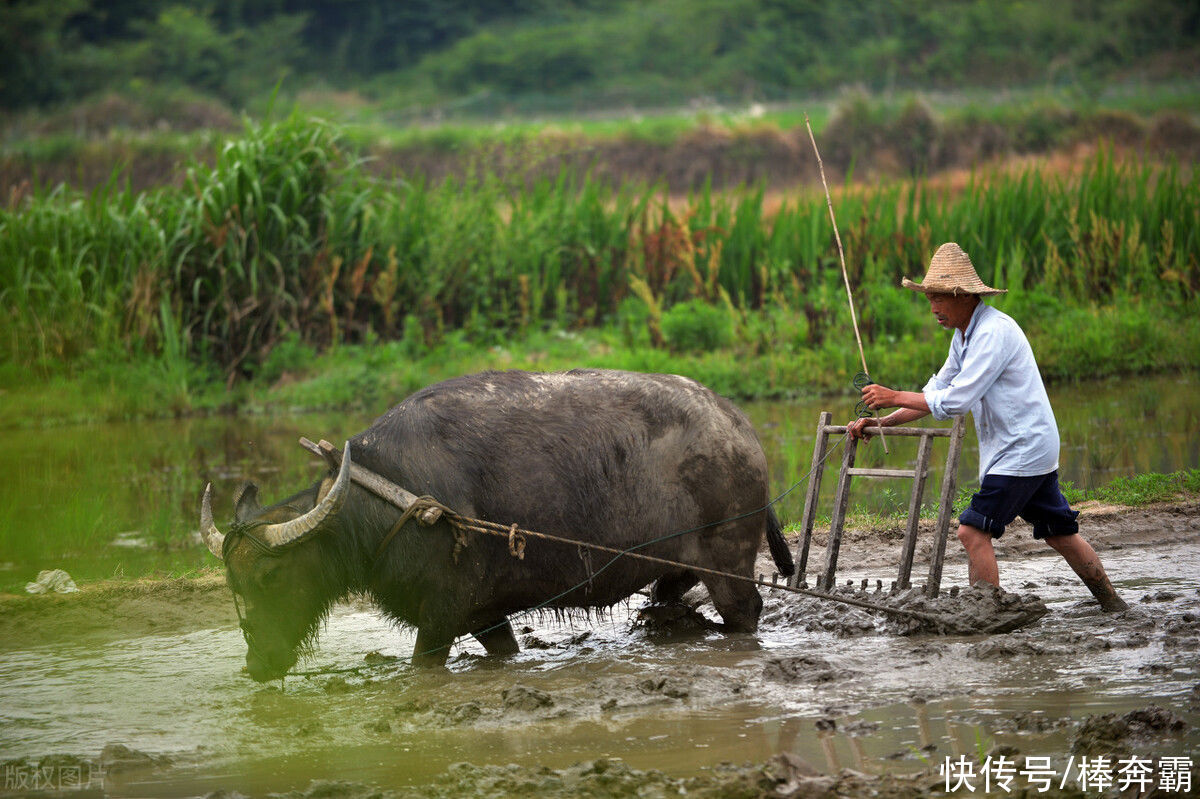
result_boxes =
[200,443,352,681]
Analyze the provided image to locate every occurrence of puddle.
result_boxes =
[1,539,1197,797]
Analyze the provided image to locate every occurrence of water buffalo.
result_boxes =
[200,369,794,680]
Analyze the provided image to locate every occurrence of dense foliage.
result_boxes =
[1,117,1196,395]
[3,0,1197,112]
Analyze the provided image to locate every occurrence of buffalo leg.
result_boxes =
[651,571,699,603]
[412,626,453,668]
[471,619,520,657]
[704,576,763,633]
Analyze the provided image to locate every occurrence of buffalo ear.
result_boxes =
[234,483,262,522]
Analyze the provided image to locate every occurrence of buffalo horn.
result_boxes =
[199,483,226,559]
[259,441,352,548]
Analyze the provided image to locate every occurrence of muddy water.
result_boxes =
[1,372,1198,795]
[2,541,1197,796]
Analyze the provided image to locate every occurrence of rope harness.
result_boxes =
[399,497,949,627]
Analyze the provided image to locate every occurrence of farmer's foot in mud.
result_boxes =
[1083,577,1129,613]
[1045,533,1128,612]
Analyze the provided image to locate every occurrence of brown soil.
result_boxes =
[260,757,957,799]
[5,114,1197,201]
[0,572,236,651]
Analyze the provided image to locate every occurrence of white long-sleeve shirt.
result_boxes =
[922,302,1060,482]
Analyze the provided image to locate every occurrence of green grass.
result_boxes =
[7,294,1199,431]
[1090,470,1200,506]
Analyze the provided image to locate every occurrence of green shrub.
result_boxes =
[887,96,941,174]
[822,88,886,172]
[661,299,733,353]
[996,290,1065,333]
[865,283,923,340]
[614,296,652,348]
[740,305,808,355]
[256,331,316,383]
[400,315,428,358]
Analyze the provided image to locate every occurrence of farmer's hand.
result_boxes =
[846,417,882,440]
[860,383,898,410]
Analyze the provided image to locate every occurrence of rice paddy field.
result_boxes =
[2,109,1199,799]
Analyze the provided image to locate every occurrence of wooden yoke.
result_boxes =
[299,437,443,526]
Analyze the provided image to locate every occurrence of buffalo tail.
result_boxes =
[765,506,794,577]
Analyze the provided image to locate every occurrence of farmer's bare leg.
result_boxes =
[1044,533,1128,612]
[957,524,1000,587]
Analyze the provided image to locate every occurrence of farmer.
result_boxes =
[846,242,1128,612]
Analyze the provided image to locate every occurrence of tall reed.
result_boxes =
[1,117,1195,380]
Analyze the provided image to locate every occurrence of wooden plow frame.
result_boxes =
[790,413,968,598]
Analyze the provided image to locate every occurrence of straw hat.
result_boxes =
[901,242,1007,296]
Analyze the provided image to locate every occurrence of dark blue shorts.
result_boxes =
[959,471,1079,539]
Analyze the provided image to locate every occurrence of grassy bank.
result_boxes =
[3,303,1199,429]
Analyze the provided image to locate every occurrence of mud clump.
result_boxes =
[762,595,877,637]
[763,654,851,684]
[1071,706,1189,756]
[100,744,165,775]
[1163,613,1200,635]
[447,702,482,724]
[1141,589,1182,603]
[1163,635,1200,651]
[428,759,717,799]
[323,676,353,694]
[362,651,401,666]
[968,634,1055,660]
[882,583,1049,635]
[764,582,1047,637]
[637,677,690,699]
[521,630,593,651]
[632,601,717,636]
[502,685,554,712]
[265,780,381,799]
[994,712,1071,734]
